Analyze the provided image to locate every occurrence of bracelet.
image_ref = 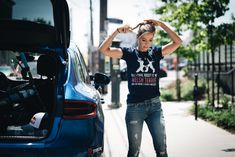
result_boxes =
[117,28,120,33]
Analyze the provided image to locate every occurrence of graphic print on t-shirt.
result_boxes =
[121,46,162,102]
[136,58,155,73]
[145,59,155,73]
[131,54,157,86]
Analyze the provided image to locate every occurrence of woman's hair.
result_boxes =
[132,22,156,38]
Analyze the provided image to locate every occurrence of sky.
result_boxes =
[214,0,235,26]
[107,0,159,26]
[67,0,162,59]
[67,0,235,59]
[12,0,54,25]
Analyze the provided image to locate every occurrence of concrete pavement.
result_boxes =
[101,81,235,157]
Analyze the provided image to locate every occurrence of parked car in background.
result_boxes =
[160,59,167,77]
[178,58,188,70]
[168,57,188,70]
[0,0,109,156]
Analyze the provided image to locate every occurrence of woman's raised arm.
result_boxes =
[98,25,132,59]
[144,19,182,56]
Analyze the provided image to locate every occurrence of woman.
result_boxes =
[99,19,182,157]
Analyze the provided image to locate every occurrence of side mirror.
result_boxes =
[90,73,110,89]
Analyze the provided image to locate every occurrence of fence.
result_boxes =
[188,43,235,107]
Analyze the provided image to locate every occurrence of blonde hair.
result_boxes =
[132,22,156,38]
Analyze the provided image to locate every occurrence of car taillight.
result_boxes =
[63,100,97,119]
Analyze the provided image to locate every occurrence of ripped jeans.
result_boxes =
[125,97,168,157]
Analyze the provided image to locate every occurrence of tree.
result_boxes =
[154,0,230,60]
[22,17,52,25]
[154,0,233,102]
[34,17,52,25]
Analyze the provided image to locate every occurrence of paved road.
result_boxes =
[101,79,235,157]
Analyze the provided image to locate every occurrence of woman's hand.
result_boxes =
[117,24,132,33]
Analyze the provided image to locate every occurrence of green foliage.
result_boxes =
[155,0,232,60]
[180,78,206,100]
[155,29,197,60]
[180,79,194,100]
[160,90,175,101]
[198,105,235,130]
[160,78,206,101]
[203,80,233,109]
[221,95,230,109]
[213,23,235,44]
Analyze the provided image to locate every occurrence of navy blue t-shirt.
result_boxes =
[121,45,163,103]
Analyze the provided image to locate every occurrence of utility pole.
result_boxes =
[89,0,94,45]
[99,0,107,73]
[88,0,94,72]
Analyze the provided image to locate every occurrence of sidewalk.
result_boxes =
[102,82,235,157]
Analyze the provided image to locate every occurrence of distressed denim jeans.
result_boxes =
[125,97,168,157]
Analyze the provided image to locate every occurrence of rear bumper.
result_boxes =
[0,118,104,157]
[0,148,89,157]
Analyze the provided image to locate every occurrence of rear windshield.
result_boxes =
[0,0,54,26]
[0,0,54,78]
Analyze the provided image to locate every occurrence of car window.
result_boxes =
[0,0,54,26]
[75,48,90,84]
[70,50,85,83]
[75,52,86,83]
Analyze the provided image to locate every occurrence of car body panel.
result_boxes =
[65,52,99,102]
[0,0,107,156]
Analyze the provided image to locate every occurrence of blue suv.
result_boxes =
[0,0,110,156]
